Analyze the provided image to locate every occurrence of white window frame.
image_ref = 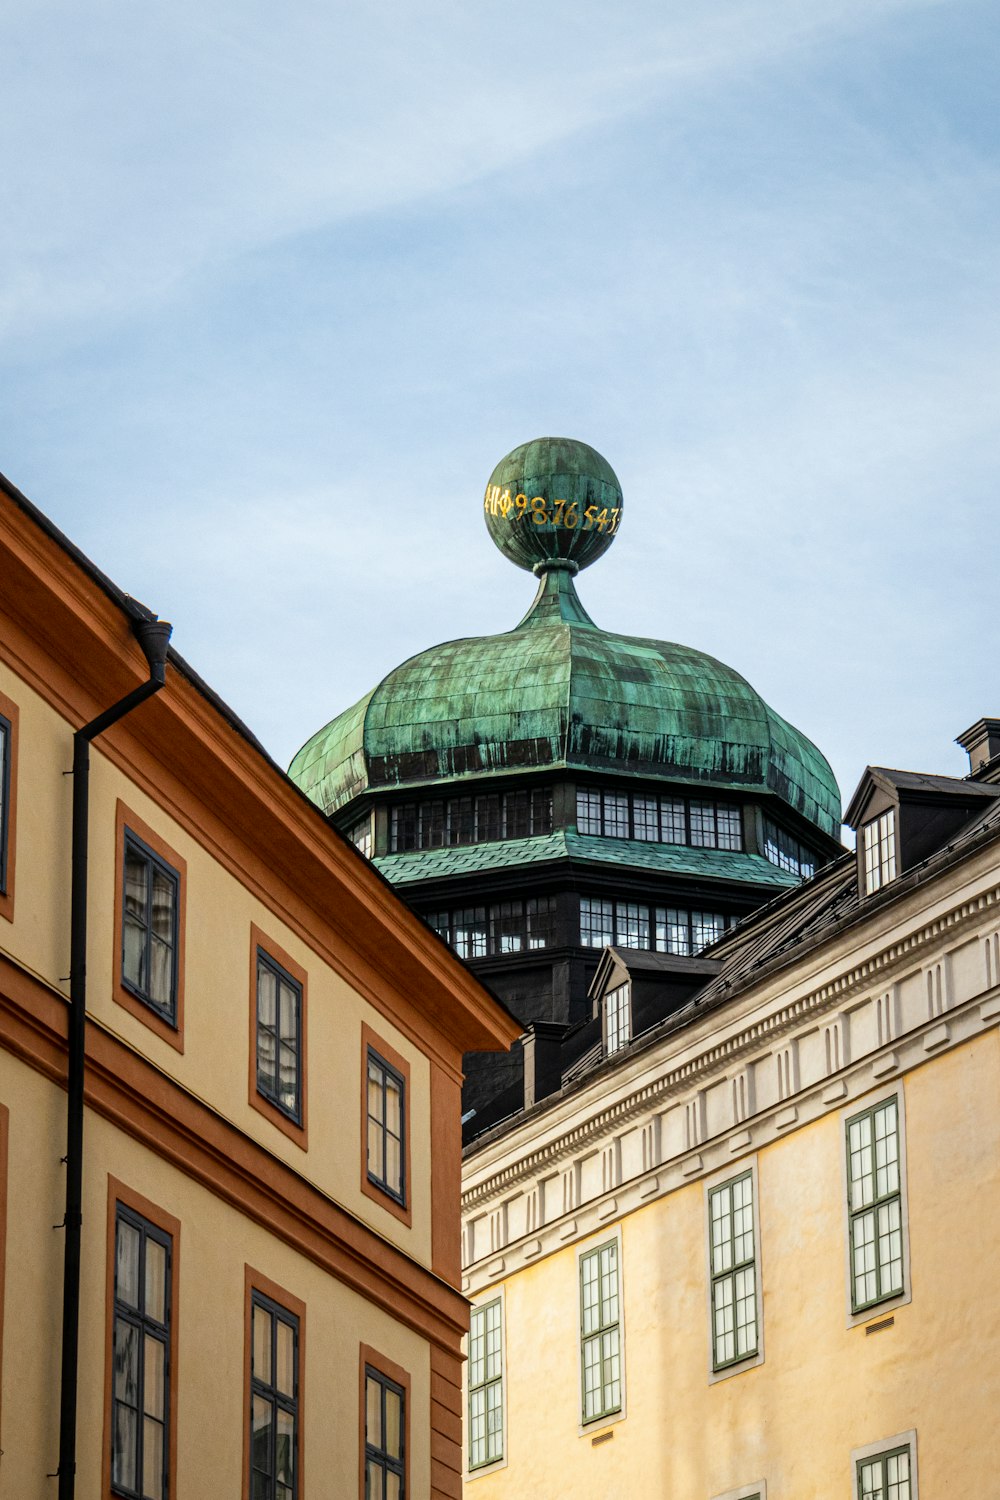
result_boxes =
[575,1227,626,1435]
[840,1086,912,1328]
[603,982,632,1056]
[704,1157,765,1383]
[465,1287,507,1480]
[850,1429,918,1500]
[863,809,897,893]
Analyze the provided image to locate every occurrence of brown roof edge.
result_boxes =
[0,470,520,1056]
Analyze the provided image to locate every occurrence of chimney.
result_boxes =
[956,718,1000,775]
[522,1021,567,1109]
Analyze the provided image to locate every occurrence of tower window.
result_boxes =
[863,810,897,893]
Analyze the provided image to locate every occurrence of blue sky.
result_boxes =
[3,0,998,819]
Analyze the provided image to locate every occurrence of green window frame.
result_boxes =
[857,1444,912,1499]
[847,1097,904,1313]
[579,1239,622,1424]
[468,1299,503,1470]
[709,1171,758,1370]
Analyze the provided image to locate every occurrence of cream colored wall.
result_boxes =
[0,662,433,1265]
[466,1029,1000,1497]
[0,1051,432,1497]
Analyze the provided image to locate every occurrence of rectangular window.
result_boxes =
[122,831,180,1024]
[577,789,602,835]
[580,897,614,948]
[857,1444,912,1499]
[847,1097,904,1312]
[615,901,649,950]
[390,805,418,853]
[604,983,631,1056]
[111,1204,172,1499]
[453,907,488,959]
[716,804,743,851]
[660,797,686,844]
[689,800,717,847]
[658,906,691,955]
[468,1299,503,1471]
[0,712,10,898]
[863,810,897,893]
[525,896,556,950]
[347,816,373,859]
[491,900,525,954]
[709,1172,758,1370]
[763,818,817,880]
[365,1366,406,1498]
[603,792,629,839]
[366,1048,406,1206]
[579,1240,622,1424]
[256,947,303,1125]
[632,796,659,841]
[250,1291,299,1500]
[691,910,726,950]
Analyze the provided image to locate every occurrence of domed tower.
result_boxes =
[289,439,842,1113]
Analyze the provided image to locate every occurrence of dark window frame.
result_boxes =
[121,828,180,1026]
[366,1047,407,1208]
[389,788,553,853]
[255,947,303,1127]
[579,896,732,955]
[576,786,744,852]
[250,1289,300,1500]
[111,1203,172,1500]
[0,711,10,897]
[365,1364,406,1498]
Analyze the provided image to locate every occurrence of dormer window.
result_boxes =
[863,809,896,892]
[604,982,631,1055]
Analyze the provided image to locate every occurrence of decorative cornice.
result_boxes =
[463,877,1000,1212]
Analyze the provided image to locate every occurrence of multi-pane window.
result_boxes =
[111,1205,171,1500]
[365,1367,405,1499]
[367,1049,406,1204]
[468,1299,503,1470]
[347,816,373,859]
[763,818,817,880]
[580,1240,622,1423]
[256,949,302,1123]
[0,712,10,896]
[604,983,631,1056]
[250,1292,299,1500]
[122,832,180,1024]
[709,1173,758,1370]
[863,810,897,893]
[857,1445,912,1500]
[581,897,730,955]
[847,1098,904,1312]
[429,897,557,958]
[576,788,743,851]
[389,789,552,852]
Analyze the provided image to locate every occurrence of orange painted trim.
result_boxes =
[102,1176,181,1500]
[359,1344,411,1500]
[429,1065,461,1283]
[0,690,18,923]
[360,1023,413,1229]
[248,925,308,1150]
[243,1265,307,1500]
[0,953,468,1352]
[0,1103,8,1449]
[113,800,187,1054]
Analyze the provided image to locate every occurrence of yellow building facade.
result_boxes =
[0,473,518,1497]
[461,762,1000,1496]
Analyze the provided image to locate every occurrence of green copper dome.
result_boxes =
[289,567,841,837]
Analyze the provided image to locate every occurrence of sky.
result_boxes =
[3,0,999,823]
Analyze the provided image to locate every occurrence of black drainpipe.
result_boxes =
[56,615,172,1500]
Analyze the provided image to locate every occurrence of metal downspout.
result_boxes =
[57,616,172,1500]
